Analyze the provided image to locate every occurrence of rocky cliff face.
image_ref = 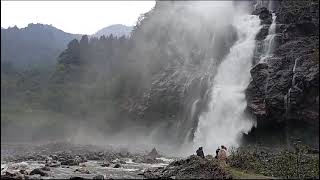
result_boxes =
[127,1,238,145]
[245,0,319,147]
[119,1,319,148]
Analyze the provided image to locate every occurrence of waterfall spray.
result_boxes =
[192,13,261,153]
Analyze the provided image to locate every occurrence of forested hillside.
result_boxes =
[1,23,82,69]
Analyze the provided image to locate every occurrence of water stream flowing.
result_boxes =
[260,13,277,63]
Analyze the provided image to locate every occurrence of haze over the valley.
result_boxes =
[1,1,319,179]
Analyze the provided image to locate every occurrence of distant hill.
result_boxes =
[1,23,133,70]
[92,24,133,38]
[1,23,82,69]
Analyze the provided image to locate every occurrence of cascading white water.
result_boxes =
[192,13,261,153]
[260,13,277,63]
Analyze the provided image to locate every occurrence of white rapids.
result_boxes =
[193,13,261,153]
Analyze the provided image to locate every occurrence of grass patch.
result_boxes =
[227,167,276,179]
[228,145,319,179]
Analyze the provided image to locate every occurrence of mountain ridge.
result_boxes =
[92,24,133,38]
[1,23,133,69]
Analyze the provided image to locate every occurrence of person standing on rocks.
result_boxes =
[196,147,205,158]
[215,147,220,159]
[218,145,228,166]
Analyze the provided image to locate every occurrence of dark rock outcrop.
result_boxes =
[101,162,110,167]
[147,148,161,159]
[127,1,239,146]
[70,177,85,180]
[61,159,79,166]
[253,7,273,25]
[74,168,90,174]
[141,155,231,179]
[46,161,61,167]
[93,175,105,180]
[40,166,50,171]
[1,171,24,180]
[246,0,319,147]
[29,168,48,176]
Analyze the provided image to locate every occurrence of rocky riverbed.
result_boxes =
[1,142,176,179]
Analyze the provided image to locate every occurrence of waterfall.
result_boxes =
[192,14,261,153]
[260,13,277,63]
[191,99,200,121]
[285,57,303,118]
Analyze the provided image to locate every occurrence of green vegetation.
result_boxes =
[227,167,275,179]
[1,32,144,139]
[228,145,319,179]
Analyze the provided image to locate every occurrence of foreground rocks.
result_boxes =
[1,142,166,165]
[1,171,25,180]
[1,142,172,179]
[141,155,232,179]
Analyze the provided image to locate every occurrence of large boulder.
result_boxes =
[29,168,48,176]
[147,148,161,159]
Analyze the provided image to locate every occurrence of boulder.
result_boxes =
[147,148,161,159]
[40,166,50,171]
[29,168,48,176]
[19,169,28,175]
[46,160,61,167]
[93,175,105,179]
[101,162,110,167]
[1,171,24,179]
[74,168,90,174]
[119,160,126,164]
[61,159,79,166]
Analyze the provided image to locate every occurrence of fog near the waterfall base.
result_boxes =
[2,1,260,156]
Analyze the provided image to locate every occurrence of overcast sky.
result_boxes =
[1,1,156,34]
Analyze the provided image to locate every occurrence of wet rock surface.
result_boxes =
[246,0,319,147]
[253,7,273,25]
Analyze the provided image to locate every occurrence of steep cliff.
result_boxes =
[246,0,319,147]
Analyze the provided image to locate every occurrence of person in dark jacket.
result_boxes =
[215,147,220,159]
[196,147,205,158]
